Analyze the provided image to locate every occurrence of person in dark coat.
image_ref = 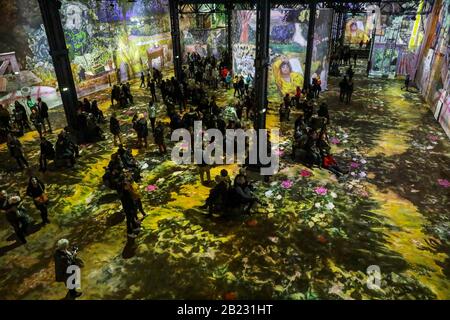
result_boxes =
[39,137,55,172]
[339,76,348,102]
[134,114,148,148]
[154,121,166,154]
[30,108,44,138]
[6,133,29,169]
[346,79,354,104]
[37,98,52,133]
[54,239,82,299]
[149,80,157,102]
[109,112,122,146]
[91,100,105,123]
[1,191,29,244]
[26,176,50,224]
[317,103,330,125]
[13,101,31,132]
[118,185,141,238]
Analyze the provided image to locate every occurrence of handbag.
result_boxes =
[34,193,49,205]
[34,183,49,205]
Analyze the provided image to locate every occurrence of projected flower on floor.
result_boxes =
[437,179,450,188]
[281,180,293,189]
[330,137,341,145]
[300,169,312,177]
[314,186,328,196]
[146,185,158,192]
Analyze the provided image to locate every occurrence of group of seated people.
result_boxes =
[39,128,80,171]
[292,102,347,177]
[200,168,262,217]
[111,83,134,109]
[76,98,105,142]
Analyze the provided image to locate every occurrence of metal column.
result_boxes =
[226,2,233,68]
[37,0,79,131]
[169,0,182,80]
[303,2,316,91]
[254,0,270,131]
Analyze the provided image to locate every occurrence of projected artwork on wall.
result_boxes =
[61,0,172,96]
[180,13,227,60]
[0,0,172,108]
[269,9,309,97]
[312,9,333,91]
[232,10,257,78]
[344,16,370,45]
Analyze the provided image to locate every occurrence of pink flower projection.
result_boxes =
[281,180,293,189]
[146,185,158,192]
[330,137,341,145]
[300,169,312,177]
[314,186,328,196]
[437,179,450,188]
[350,162,360,169]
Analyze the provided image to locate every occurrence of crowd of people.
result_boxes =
[1,45,364,298]
[0,97,52,143]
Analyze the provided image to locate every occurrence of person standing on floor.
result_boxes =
[118,183,141,239]
[346,79,354,104]
[14,101,31,132]
[140,72,146,88]
[402,74,410,91]
[37,98,52,133]
[339,76,348,102]
[39,137,55,172]
[135,113,148,149]
[154,121,167,154]
[6,133,29,169]
[30,108,44,139]
[148,100,157,133]
[54,239,83,299]
[1,191,29,244]
[109,112,122,146]
[26,176,50,224]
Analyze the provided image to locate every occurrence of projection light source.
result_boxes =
[62,87,69,92]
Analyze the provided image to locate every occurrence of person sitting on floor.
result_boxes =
[200,169,231,215]
[55,132,76,168]
[232,174,258,215]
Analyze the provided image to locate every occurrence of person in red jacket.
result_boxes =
[322,153,347,177]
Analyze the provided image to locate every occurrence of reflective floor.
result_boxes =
[1,64,449,299]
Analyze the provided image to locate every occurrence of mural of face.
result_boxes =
[281,62,291,76]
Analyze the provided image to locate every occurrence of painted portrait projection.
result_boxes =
[0,0,61,109]
[370,16,407,77]
[311,9,333,91]
[61,0,172,96]
[269,9,309,97]
[232,10,257,77]
[344,15,370,45]
[180,10,227,60]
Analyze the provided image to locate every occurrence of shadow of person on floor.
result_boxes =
[122,238,137,259]
[106,211,125,227]
[0,241,24,257]
[1,222,44,256]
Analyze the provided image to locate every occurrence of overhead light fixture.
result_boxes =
[62,87,69,92]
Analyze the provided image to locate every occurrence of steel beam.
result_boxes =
[303,2,317,91]
[37,0,79,131]
[254,0,271,130]
[169,0,183,80]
